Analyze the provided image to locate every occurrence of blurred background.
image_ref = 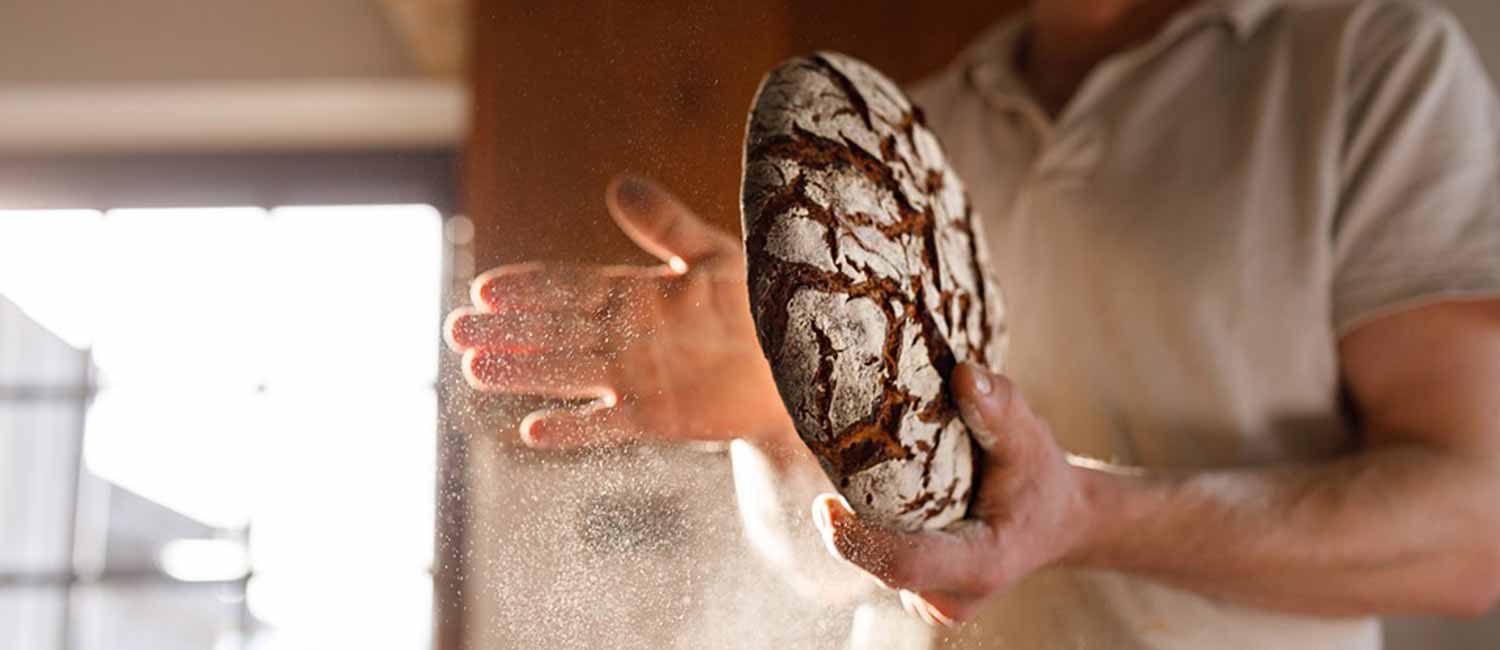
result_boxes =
[0,1,1496,649]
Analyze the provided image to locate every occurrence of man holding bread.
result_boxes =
[445,0,1500,647]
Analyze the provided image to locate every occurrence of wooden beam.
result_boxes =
[0,81,464,153]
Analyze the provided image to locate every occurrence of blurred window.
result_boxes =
[0,205,442,650]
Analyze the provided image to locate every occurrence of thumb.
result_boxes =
[811,493,996,594]
[951,363,1038,455]
[605,174,736,271]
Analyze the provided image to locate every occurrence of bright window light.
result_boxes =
[267,205,442,388]
[158,539,251,583]
[84,387,263,529]
[249,388,436,575]
[0,210,103,348]
[94,207,270,387]
[247,388,435,649]
[3,204,442,649]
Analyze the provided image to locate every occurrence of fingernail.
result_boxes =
[814,493,852,527]
[460,349,487,389]
[449,312,473,342]
[826,493,855,521]
[958,397,999,451]
[476,280,504,311]
[615,175,652,211]
[812,495,844,559]
[519,412,550,448]
[903,590,937,626]
[899,590,923,620]
[968,363,992,395]
[930,603,957,628]
[810,499,831,533]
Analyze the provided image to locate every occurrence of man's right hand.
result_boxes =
[445,174,797,450]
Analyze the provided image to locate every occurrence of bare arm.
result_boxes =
[1076,299,1500,617]
[817,299,1500,623]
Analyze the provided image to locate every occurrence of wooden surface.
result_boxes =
[449,3,1021,649]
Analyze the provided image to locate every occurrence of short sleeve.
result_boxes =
[1331,2,1500,335]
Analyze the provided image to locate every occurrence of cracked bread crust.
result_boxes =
[741,52,1005,532]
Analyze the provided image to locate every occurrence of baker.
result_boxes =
[445,0,1500,647]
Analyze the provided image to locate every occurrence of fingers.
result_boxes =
[899,590,941,626]
[462,348,609,399]
[606,174,737,269]
[810,493,995,595]
[470,263,613,314]
[952,362,1043,456]
[468,261,672,318]
[519,401,638,449]
[813,493,998,626]
[910,590,989,626]
[454,263,673,400]
[444,307,600,352]
[903,590,970,628]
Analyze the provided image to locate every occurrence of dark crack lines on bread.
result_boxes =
[744,53,997,528]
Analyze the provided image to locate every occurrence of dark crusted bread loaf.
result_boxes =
[741,52,1005,531]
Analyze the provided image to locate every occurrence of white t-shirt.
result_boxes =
[904,0,1500,648]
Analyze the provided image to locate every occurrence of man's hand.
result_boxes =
[815,300,1500,627]
[810,362,1090,625]
[445,175,793,448]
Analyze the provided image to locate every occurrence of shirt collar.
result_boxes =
[960,0,1280,98]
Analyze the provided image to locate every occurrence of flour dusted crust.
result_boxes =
[741,52,1005,531]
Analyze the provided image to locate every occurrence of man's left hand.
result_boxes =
[810,362,1093,626]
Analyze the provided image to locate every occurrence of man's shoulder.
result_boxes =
[1238,0,1483,110]
[1276,0,1467,52]
[1294,0,1482,97]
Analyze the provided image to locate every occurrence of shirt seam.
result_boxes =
[1332,263,1500,334]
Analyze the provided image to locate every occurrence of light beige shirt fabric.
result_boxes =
[906,0,1500,648]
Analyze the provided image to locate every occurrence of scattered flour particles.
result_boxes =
[741,52,1006,531]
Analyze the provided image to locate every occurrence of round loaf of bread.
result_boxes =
[740,52,1005,531]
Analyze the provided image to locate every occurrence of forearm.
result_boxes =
[1071,444,1500,617]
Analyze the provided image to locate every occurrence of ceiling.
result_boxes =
[0,0,466,152]
[4,0,383,82]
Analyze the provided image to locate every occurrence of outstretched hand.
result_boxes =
[445,175,794,449]
[810,363,1092,626]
